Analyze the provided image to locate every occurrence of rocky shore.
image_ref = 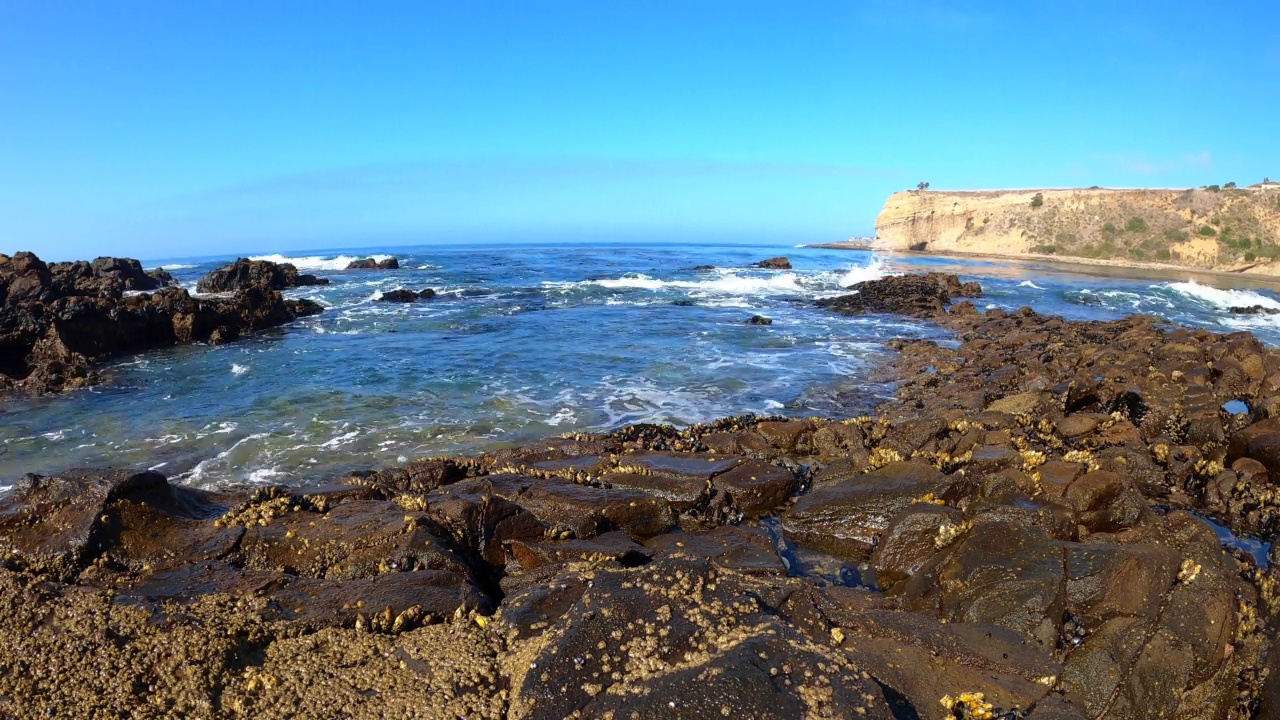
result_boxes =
[2,272,1279,718]
[0,252,323,394]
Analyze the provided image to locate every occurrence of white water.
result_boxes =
[1166,280,1280,311]
[248,253,395,271]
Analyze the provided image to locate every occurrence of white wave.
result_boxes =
[546,407,578,426]
[837,258,889,287]
[231,363,249,375]
[247,467,284,484]
[158,263,195,270]
[174,432,270,483]
[248,253,394,271]
[1165,280,1280,311]
[317,430,360,449]
[1019,280,1044,289]
[0,485,12,494]
[548,271,804,295]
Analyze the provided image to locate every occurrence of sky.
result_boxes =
[1,1,1278,261]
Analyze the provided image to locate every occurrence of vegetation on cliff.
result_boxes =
[875,183,1280,272]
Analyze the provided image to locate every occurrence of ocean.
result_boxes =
[4,241,1280,492]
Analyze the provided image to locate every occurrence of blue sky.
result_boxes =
[1,1,1277,261]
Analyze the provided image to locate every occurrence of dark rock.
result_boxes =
[752,256,792,269]
[817,272,983,318]
[746,314,773,325]
[147,267,177,286]
[1230,304,1280,315]
[196,258,327,293]
[692,264,716,271]
[346,257,400,270]
[378,289,420,303]
[1,252,324,393]
[783,461,953,560]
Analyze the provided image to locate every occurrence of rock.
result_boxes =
[692,264,716,271]
[783,461,953,560]
[1231,304,1280,315]
[418,288,436,299]
[378,289,420,302]
[147,267,177,286]
[746,314,773,325]
[195,258,327,293]
[1,252,323,393]
[752,256,792,269]
[817,272,983,318]
[346,257,399,270]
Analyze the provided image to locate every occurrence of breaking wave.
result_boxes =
[248,253,396,271]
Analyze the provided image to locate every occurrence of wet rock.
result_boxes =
[195,258,327,293]
[746,314,773,325]
[817,272,983,318]
[870,503,965,592]
[1230,304,1280,315]
[643,525,787,575]
[346,257,400,270]
[784,461,953,560]
[752,256,792,269]
[373,288,436,302]
[1,252,323,393]
[501,556,895,719]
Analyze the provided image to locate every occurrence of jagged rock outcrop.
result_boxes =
[196,258,328,293]
[875,186,1280,272]
[1,251,323,394]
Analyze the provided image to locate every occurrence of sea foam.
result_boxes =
[249,253,395,271]
[1166,280,1280,311]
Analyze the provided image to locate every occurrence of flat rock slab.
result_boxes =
[783,461,952,560]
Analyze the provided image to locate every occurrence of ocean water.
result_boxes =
[5,242,1280,492]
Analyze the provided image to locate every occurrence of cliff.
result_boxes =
[874,184,1280,272]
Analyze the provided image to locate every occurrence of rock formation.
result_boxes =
[196,258,329,293]
[875,186,1280,272]
[753,256,792,269]
[1,252,324,394]
[1,273,1277,717]
[347,257,400,270]
[378,288,436,302]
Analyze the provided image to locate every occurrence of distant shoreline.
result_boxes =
[809,241,1280,288]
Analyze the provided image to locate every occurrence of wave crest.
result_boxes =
[249,253,395,271]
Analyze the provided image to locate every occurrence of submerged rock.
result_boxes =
[747,314,773,325]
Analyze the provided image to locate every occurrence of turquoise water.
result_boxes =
[4,242,1280,491]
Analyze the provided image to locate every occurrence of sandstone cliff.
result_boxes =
[874,184,1280,272]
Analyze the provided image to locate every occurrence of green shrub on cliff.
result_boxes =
[1030,193,1044,208]
[1197,225,1217,237]
[1125,217,1149,233]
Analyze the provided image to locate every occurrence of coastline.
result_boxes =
[2,271,1278,716]
[810,241,1280,287]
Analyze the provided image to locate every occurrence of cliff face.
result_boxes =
[874,186,1280,271]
